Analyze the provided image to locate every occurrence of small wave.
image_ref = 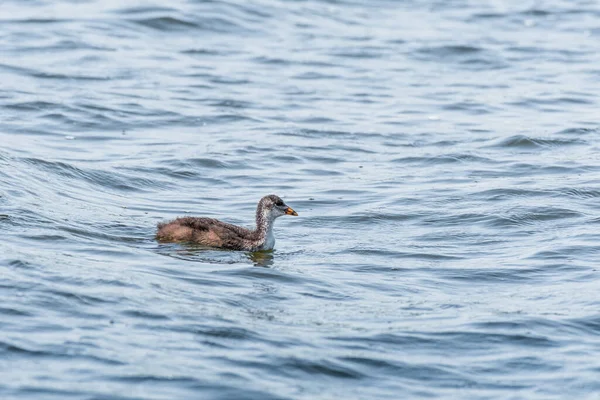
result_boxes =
[331,333,438,348]
[330,48,387,59]
[391,154,493,165]
[507,96,594,107]
[215,267,310,284]
[419,45,484,56]
[299,168,343,176]
[130,16,221,32]
[441,266,557,283]
[567,316,600,335]
[491,135,586,149]
[41,288,116,307]
[126,7,259,35]
[181,48,223,56]
[556,127,598,135]
[315,213,416,228]
[5,100,65,111]
[472,188,548,201]
[527,248,598,261]
[430,330,558,348]
[0,340,124,366]
[189,157,249,169]
[20,157,174,192]
[420,212,489,226]
[195,326,259,341]
[0,341,59,357]
[0,306,33,317]
[414,45,507,69]
[556,188,600,199]
[109,374,201,384]
[293,71,340,80]
[121,309,171,320]
[0,62,110,81]
[274,357,365,379]
[277,128,384,141]
[347,247,464,261]
[442,101,497,114]
[487,206,583,227]
[112,6,178,15]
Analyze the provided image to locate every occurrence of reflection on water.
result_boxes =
[248,250,275,268]
[156,241,276,267]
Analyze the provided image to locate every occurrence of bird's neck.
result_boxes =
[254,208,275,241]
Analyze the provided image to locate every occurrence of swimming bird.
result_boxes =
[156,194,298,251]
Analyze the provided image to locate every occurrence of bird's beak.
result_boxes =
[285,206,298,216]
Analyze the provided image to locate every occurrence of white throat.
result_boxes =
[263,227,276,250]
[256,208,279,250]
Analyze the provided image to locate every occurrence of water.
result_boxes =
[1,0,600,398]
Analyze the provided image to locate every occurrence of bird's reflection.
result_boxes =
[156,242,276,267]
[248,251,275,267]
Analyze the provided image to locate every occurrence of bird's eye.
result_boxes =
[275,200,284,206]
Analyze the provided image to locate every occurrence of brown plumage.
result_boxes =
[156,195,298,251]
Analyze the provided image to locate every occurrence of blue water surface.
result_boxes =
[1,1,600,399]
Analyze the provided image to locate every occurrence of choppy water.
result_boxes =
[2,0,600,398]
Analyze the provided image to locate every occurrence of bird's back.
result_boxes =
[156,217,255,249]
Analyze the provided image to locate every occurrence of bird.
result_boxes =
[156,194,298,251]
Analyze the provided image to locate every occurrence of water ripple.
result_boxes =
[2,0,600,399]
